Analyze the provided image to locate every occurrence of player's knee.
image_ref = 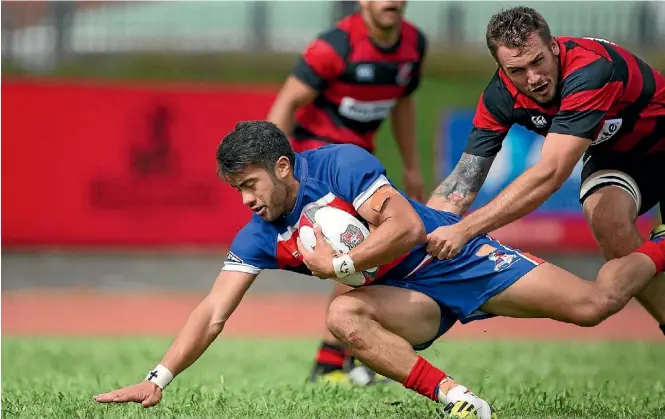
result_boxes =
[326,294,373,349]
[586,209,638,259]
[570,282,624,327]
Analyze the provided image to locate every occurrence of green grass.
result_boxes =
[2,338,664,418]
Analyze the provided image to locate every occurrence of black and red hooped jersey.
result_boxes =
[466,36,665,157]
[291,12,427,153]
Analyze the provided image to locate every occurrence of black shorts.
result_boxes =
[580,151,665,216]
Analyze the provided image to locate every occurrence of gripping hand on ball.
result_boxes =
[94,380,162,408]
[297,224,337,279]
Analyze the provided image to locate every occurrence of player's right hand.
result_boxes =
[93,380,162,408]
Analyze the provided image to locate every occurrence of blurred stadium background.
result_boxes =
[3,0,664,303]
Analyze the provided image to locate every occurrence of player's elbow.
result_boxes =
[536,163,566,194]
[202,296,229,335]
[402,216,427,248]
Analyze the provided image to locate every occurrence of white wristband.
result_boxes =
[145,364,174,390]
[332,254,356,278]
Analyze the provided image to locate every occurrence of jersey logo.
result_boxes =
[488,250,517,272]
[340,224,364,250]
[593,118,623,146]
[339,97,396,122]
[396,62,413,86]
[355,64,374,81]
[531,115,549,129]
[225,251,244,264]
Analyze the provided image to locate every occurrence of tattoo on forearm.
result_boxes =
[431,153,495,211]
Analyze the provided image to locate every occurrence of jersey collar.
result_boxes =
[352,12,402,54]
[284,153,308,226]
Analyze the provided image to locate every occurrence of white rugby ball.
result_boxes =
[298,202,377,286]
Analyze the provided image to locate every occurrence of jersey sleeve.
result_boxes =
[464,72,514,157]
[402,30,427,97]
[291,28,349,92]
[549,56,623,140]
[222,220,277,275]
[330,145,391,211]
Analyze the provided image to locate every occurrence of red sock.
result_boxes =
[633,240,665,273]
[402,355,448,401]
[315,343,345,370]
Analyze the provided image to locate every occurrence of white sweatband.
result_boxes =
[332,254,356,278]
[145,364,174,390]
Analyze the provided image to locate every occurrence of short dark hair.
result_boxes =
[486,6,551,59]
[216,120,296,181]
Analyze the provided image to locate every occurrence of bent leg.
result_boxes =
[326,284,496,417]
[326,285,441,382]
[308,282,355,382]
[582,175,665,324]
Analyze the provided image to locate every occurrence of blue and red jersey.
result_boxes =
[222,144,458,283]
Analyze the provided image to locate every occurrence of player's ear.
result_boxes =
[274,156,292,180]
[550,37,559,56]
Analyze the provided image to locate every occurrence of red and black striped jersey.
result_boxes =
[467,36,665,156]
[291,12,427,153]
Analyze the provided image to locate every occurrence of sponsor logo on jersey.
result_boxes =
[531,115,548,129]
[338,97,396,122]
[488,250,517,272]
[396,62,413,86]
[225,251,243,264]
[355,64,375,81]
[592,118,623,146]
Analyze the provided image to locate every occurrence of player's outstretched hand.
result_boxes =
[297,224,336,279]
[425,224,470,260]
[94,381,162,408]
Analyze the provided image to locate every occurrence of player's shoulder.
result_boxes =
[302,144,383,179]
[400,19,427,54]
[558,36,616,73]
[304,143,375,163]
[479,69,516,122]
[234,216,278,246]
[558,36,618,93]
[306,24,351,60]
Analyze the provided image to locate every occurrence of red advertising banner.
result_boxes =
[2,78,278,247]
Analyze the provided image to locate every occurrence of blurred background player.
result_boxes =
[266,0,428,384]
[426,6,665,336]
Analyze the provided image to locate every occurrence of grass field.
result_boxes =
[3,337,664,419]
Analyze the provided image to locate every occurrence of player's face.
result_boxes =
[229,159,294,222]
[362,0,406,30]
[496,33,561,106]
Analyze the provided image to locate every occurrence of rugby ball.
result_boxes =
[298,202,377,286]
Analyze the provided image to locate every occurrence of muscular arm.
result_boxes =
[349,185,427,272]
[268,29,346,136]
[157,270,256,376]
[426,153,495,215]
[266,76,318,137]
[390,96,421,173]
[453,50,622,238]
[455,133,589,238]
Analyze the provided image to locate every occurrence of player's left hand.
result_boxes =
[297,224,337,279]
[403,169,425,203]
[93,380,162,408]
[426,224,470,260]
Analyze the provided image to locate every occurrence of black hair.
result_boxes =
[216,120,296,181]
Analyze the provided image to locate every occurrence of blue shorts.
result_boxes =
[377,233,544,351]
